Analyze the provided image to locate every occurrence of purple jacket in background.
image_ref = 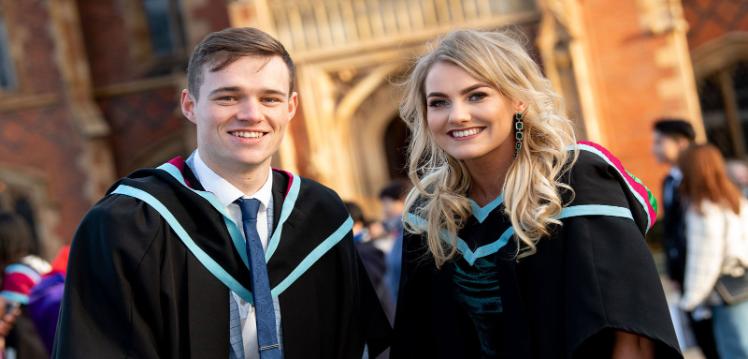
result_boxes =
[27,272,65,353]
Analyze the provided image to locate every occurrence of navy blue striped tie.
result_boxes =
[236,198,282,359]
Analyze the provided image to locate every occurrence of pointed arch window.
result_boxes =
[698,61,748,159]
[0,9,16,91]
[142,0,186,58]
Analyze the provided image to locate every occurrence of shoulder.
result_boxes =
[561,141,657,233]
[565,142,636,186]
[74,175,168,255]
[296,175,348,215]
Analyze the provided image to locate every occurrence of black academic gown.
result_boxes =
[53,158,391,358]
[392,143,681,359]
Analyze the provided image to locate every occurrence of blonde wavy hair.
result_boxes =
[401,29,578,266]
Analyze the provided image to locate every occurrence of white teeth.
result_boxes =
[452,128,481,138]
[232,131,263,139]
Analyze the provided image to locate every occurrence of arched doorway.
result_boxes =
[692,34,748,159]
[0,168,59,259]
[0,187,41,256]
[697,61,748,159]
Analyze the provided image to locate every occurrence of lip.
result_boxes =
[448,127,485,141]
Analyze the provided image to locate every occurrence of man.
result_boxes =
[53,28,390,358]
[652,118,718,359]
[379,179,409,308]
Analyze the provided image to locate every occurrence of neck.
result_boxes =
[199,151,270,195]
[464,142,514,206]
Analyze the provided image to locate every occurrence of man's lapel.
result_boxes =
[271,170,289,233]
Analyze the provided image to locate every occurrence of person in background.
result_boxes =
[27,245,69,354]
[345,201,394,320]
[0,213,47,358]
[678,144,748,358]
[379,179,410,307]
[726,160,748,198]
[0,296,22,358]
[652,119,719,358]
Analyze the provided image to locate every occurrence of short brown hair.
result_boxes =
[186,27,296,98]
[679,144,742,214]
[0,212,32,269]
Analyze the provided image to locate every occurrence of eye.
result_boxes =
[214,96,238,105]
[467,92,487,102]
[427,98,449,108]
[261,97,283,105]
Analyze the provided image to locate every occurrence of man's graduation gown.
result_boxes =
[53,158,391,358]
[392,142,681,358]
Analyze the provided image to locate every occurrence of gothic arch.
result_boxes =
[342,64,408,214]
[691,32,748,80]
[0,164,60,259]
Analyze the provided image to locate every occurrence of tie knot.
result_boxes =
[236,198,262,221]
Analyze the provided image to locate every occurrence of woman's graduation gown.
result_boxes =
[392,142,681,358]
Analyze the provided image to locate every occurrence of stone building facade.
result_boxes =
[0,0,745,256]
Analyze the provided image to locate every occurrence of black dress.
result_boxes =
[392,142,681,358]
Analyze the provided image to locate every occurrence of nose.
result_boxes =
[448,101,470,124]
[237,98,262,122]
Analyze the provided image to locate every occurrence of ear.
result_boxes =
[513,99,527,114]
[180,89,197,124]
[287,91,299,120]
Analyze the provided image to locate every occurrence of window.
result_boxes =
[142,0,186,57]
[697,61,748,159]
[0,14,16,90]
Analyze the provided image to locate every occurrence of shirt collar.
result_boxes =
[191,150,273,209]
[669,167,683,181]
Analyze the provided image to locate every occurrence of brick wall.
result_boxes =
[0,1,91,246]
[683,0,748,51]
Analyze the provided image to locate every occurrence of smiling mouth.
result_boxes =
[449,128,483,138]
[229,130,266,139]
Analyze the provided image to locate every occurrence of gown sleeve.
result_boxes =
[52,195,164,359]
[540,147,682,358]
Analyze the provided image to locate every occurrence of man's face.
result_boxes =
[652,131,687,165]
[181,56,297,175]
[381,197,404,221]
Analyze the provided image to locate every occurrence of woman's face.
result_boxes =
[424,61,521,162]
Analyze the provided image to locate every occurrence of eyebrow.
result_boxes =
[208,86,289,97]
[426,84,491,98]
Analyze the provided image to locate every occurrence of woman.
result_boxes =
[0,213,48,358]
[679,144,748,357]
[391,30,680,358]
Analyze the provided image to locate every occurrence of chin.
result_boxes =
[445,150,483,161]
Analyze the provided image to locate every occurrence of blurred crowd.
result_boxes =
[345,179,411,324]
[653,119,748,358]
[0,213,68,358]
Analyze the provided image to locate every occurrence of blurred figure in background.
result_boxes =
[27,245,69,354]
[652,119,719,358]
[0,296,21,357]
[678,144,748,358]
[0,213,48,358]
[378,179,410,308]
[652,119,696,288]
[344,201,394,320]
[726,160,748,198]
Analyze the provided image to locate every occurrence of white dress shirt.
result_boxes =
[190,151,282,359]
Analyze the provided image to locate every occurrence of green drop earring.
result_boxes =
[513,112,524,158]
